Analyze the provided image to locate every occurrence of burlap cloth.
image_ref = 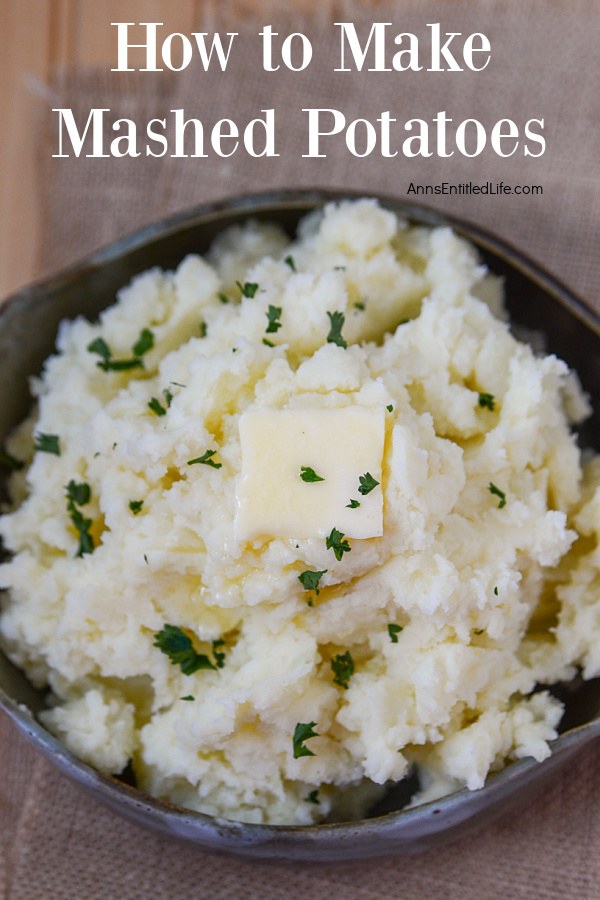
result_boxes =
[1,1,599,897]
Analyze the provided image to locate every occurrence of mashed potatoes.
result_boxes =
[1,199,599,825]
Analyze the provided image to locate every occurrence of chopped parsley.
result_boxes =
[326,527,351,561]
[473,628,485,636]
[187,449,222,469]
[265,305,283,333]
[132,328,155,358]
[87,329,154,372]
[34,433,61,456]
[129,499,144,515]
[66,480,91,508]
[262,338,275,348]
[300,466,325,483]
[200,321,208,337]
[488,482,507,508]
[237,281,259,299]
[346,499,360,509]
[494,586,499,596]
[331,651,354,689]
[0,450,24,471]
[65,480,95,557]
[326,311,347,349]
[284,255,296,272]
[153,624,221,675]
[180,695,195,701]
[354,301,366,311]
[305,789,320,804]
[211,639,226,669]
[218,292,230,304]
[148,389,173,417]
[298,569,327,596]
[293,721,318,759]
[388,623,403,643]
[386,404,394,413]
[358,472,379,496]
[478,392,496,411]
[148,398,167,417]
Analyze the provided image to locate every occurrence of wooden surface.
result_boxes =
[0,0,357,299]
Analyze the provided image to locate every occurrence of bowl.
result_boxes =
[1,189,599,861]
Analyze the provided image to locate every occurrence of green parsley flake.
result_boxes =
[298,569,327,596]
[358,472,379,496]
[148,397,167,417]
[132,328,154,358]
[65,480,94,557]
[34,433,61,456]
[262,338,275,348]
[153,624,220,675]
[293,722,319,759]
[300,466,325,483]
[129,500,144,515]
[326,528,351,561]
[326,311,347,349]
[187,450,222,469]
[354,301,366,311]
[66,480,91,507]
[386,404,394,413]
[237,281,259,299]
[494,586,499,596]
[0,450,24,471]
[305,789,320,804]
[284,255,296,272]
[387,623,403,643]
[488,482,507,508]
[478,392,496,411]
[200,322,208,338]
[86,337,111,363]
[331,651,354,689]
[87,329,154,372]
[346,499,360,509]
[218,292,230,304]
[265,305,283,334]
[473,628,485,636]
[180,695,195,701]
[148,389,173,417]
[211,639,226,669]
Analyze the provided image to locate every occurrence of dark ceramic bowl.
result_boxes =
[1,190,599,861]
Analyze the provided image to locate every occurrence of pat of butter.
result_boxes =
[235,407,384,541]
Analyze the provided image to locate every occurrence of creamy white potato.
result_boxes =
[1,200,598,825]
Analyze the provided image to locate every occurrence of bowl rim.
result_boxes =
[1,187,599,856]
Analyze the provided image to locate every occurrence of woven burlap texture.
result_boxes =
[1,1,599,897]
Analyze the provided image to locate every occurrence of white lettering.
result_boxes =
[524,119,545,157]
[170,109,208,158]
[52,108,110,157]
[302,108,346,157]
[111,22,163,72]
[427,23,463,71]
[212,119,239,157]
[191,32,238,71]
[335,22,392,72]
[463,32,491,71]
[243,109,278,157]
[146,118,168,157]
[455,118,487,156]
[161,32,193,72]
[491,119,519,157]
